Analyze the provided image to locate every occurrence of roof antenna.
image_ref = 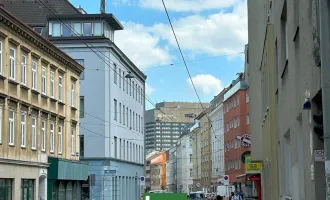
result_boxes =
[100,0,106,14]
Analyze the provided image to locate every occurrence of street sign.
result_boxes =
[236,134,251,147]
[140,176,146,186]
[104,170,116,175]
[196,182,201,187]
[315,150,325,162]
[223,175,229,185]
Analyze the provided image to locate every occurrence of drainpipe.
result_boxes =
[319,0,330,199]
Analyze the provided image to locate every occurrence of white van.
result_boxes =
[216,185,235,197]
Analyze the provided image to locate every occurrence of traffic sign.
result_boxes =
[196,182,201,187]
[223,175,229,185]
[140,176,146,186]
[236,134,251,147]
[315,150,325,162]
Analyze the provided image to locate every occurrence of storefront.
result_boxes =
[47,157,88,200]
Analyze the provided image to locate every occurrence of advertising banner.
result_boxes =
[245,162,261,174]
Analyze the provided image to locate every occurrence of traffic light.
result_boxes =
[313,112,324,140]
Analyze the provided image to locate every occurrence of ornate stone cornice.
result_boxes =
[0,10,84,76]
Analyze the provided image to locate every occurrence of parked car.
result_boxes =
[189,192,205,200]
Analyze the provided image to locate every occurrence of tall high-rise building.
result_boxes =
[145,102,209,153]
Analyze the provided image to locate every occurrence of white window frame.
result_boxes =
[114,64,117,84]
[32,60,37,90]
[119,103,122,123]
[50,122,54,152]
[71,128,75,155]
[58,125,63,154]
[114,99,117,121]
[41,120,46,151]
[9,110,14,145]
[71,81,75,107]
[119,68,121,88]
[58,75,63,102]
[9,47,16,80]
[21,112,26,147]
[50,71,55,98]
[0,41,2,75]
[31,116,36,150]
[42,67,46,95]
[21,54,27,85]
[0,106,2,144]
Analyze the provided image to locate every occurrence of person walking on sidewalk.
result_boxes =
[231,191,242,200]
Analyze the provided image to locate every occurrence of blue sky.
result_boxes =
[70,0,247,109]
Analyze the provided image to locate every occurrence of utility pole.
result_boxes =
[319,0,330,199]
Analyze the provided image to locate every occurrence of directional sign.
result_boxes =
[236,134,251,147]
[104,170,116,175]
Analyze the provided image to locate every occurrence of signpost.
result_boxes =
[140,176,146,186]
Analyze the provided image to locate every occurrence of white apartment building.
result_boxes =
[209,91,226,191]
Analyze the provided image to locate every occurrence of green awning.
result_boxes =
[48,157,88,181]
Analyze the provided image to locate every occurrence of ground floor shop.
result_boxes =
[47,157,89,200]
[0,159,49,200]
[81,158,144,200]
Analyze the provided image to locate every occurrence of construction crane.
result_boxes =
[100,0,106,14]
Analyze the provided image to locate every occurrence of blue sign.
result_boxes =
[104,170,116,174]
[140,176,145,181]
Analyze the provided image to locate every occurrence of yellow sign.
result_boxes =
[245,162,261,174]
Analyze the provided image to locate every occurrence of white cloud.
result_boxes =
[187,74,224,96]
[114,1,247,70]
[115,22,172,70]
[146,83,156,95]
[150,0,247,55]
[139,0,241,12]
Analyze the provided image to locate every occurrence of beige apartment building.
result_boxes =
[0,7,87,200]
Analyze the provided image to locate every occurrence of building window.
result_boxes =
[52,23,61,37]
[129,79,132,96]
[114,99,117,121]
[119,103,122,123]
[93,22,102,36]
[136,113,138,130]
[126,75,129,94]
[75,59,85,79]
[123,71,125,91]
[114,136,117,158]
[133,111,135,130]
[73,23,82,35]
[246,93,249,103]
[190,154,192,162]
[9,48,15,80]
[126,108,129,127]
[31,116,36,150]
[0,106,2,144]
[58,75,63,102]
[21,179,34,200]
[0,179,12,200]
[114,64,117,84]
[246,115,250,125]
[41,120,46,151]
[139,115,140,132]
[50,122,54,152]
[80,135,84,157]
[58,125,63,154]
[136,84,138,101]
[80,96,84,118]
[9,110,14,145]
[119,68,121,88]
[50,71,54,98]
[141,88,143,105]
[33,27,43,34]
[83,23,92,36]
[21,113,26,147]
[21,54,27,85]
[0,41,2,75]
[32,60,37,90]
[132,81,135,98]
[62,23,71,37]
[71,81,75,107]
[130,110,132,128]
[190,169,193,177]
[123,105,125,125]
[71,128,76,155]
[41,67,46,95]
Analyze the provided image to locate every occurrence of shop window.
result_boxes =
[21,179,34,200]
[0,179,12,200]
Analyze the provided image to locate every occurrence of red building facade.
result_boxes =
[224,79,250,188]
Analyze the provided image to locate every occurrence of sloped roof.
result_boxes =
[1,0,81,26]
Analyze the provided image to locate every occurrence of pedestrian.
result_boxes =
[216,195,223,200]
[231,191,242,200]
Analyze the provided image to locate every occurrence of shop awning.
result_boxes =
[48,157,88,181]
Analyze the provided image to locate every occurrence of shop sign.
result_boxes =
[245,162,261,174]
